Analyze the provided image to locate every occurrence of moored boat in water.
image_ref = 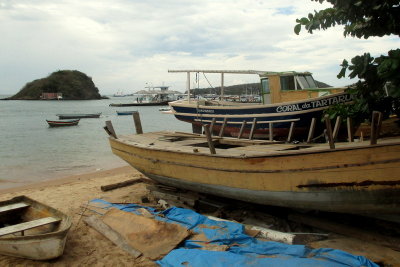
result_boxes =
[168,70,352,138]
[116,110,136,115]
[110,101,169,107]
[105,123,400,222]
[46,119,80,127]
[0,196,71,260]
[56,113,101,119]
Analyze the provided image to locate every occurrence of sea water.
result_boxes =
[0,96,190,189]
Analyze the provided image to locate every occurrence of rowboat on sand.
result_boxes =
[46,119,80,127]
[105,119,400,222]
[0,196,71,260]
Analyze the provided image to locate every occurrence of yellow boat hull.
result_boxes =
[109,133,400,218]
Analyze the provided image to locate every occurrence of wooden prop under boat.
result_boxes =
[56,113,101,119]
[0,196,72,260]
[46,119,80,127]
[106,127,400,222]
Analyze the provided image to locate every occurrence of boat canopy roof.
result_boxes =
[168,69,313,78]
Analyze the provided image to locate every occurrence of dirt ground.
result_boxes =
[0,166,399,266]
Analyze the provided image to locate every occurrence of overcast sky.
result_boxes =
[1,0,398,95]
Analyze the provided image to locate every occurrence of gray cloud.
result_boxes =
[0,0,397,94]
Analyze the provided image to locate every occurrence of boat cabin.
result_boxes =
[260,71,345,104]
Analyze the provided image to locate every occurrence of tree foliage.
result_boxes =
[294,0,400,122]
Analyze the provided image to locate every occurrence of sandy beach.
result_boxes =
[0,166,400,266]
[0,166,156,267]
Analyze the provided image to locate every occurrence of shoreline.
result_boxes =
[0,165,133,195]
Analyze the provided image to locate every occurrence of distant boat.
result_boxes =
[113,91,128,97]
[56,113,101,119]
[0,195,71,260]
[109,101,169,107]
[46,119,80,127]
[159,107,171,112]
[116,111,136,115]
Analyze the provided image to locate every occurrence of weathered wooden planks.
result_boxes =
[0,202,29,214]
[0,217,60,237]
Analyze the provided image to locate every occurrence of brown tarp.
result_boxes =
[101,208,189,260]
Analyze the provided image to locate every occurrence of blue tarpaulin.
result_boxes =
[91,199,377,267]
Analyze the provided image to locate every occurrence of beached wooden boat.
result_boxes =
[116,111,137,115]
[168,70,351,138]
[0,196,71,260]
[56,113,101,119]
[107,129,400,221]
[46,119,80,127]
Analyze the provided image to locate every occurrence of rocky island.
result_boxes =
[5,70,103,100]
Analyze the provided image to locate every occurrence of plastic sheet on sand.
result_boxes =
[91,199,378,267]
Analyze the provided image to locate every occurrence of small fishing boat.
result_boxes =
[46,119,80,127]
[105,120,400,222]
[116,111,136,115]
[168,70,352,138]
[110,101,170,107]
[0,196,72,260]
[56,113,101,119]
[159,107,171,112]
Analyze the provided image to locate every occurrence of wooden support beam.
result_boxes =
[101,178,145,192]
[332,116,342,141]
[324,115,335,149]
[209,118,216,136]
[377,111,383,136]
[218,117,227,137]
[249,118,257,140]
[287,121,295,143]
[105,121,117,139]
[132,111,143,134]
[347,117,354,142]
[238,120,247,139]
[307,118,316,143]
[370,111,383,145]
[204,124,216,154]
[269,122,274,141]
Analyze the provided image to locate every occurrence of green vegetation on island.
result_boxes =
[6,70,103,100]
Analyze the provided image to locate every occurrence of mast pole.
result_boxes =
[220,72,224,101]
[187,72,190,103]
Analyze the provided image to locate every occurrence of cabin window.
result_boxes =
[280,76,296,91]
[261,79,271,104]
[261,79,270,94]
[296,75,318,89]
